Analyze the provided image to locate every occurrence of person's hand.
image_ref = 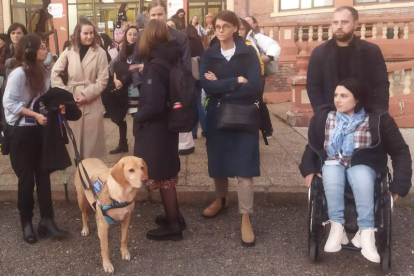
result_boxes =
[305,173,322,188]
[260,55,270,63]
[204,71,217,81]
[129,64,144,72]
[75,95,88,107]
[388,191,399,202]
[59,104,66,115]
[238,76,248,84]
[114,79,123,90]
[35,114,47,126]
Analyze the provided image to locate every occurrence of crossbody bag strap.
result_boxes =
[11,96,36,129]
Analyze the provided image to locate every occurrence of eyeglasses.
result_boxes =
[214,24,232,32]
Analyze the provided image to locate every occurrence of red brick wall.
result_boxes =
[0,0,3,34]
[265,62,298,93]
[232,1,414,93]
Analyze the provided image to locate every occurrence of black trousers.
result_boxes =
[9,125,53,221]
[259,77,273,132]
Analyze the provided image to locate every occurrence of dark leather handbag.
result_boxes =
[216,100,260,133]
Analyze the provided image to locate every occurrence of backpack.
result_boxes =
[148,58,198,133]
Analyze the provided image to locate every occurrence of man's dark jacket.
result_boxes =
[299,105,412,197]
[306,37,389,112]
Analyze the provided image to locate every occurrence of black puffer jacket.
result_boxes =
[299,105,412,197]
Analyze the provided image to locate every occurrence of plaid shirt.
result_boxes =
[324,111,372,166]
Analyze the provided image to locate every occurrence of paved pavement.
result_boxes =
[1,102,413,205]
[1,103,414,275]
[0,202,413,276]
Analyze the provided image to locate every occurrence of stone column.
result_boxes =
[286,51,314,127]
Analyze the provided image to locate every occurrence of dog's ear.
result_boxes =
[141,159,148,180]
[111,161,126,184]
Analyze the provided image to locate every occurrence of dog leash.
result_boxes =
[62,116,133,221]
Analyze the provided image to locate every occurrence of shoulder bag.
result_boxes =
[0,97,35,155]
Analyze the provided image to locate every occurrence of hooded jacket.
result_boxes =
[133,41,182,180]
[299,105,412,197]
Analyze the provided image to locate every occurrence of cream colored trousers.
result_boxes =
[214,177,254,214]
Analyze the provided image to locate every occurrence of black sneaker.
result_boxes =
[155,215,187,231]
[146,226,183,241]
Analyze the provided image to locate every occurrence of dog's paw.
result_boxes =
[103,261,114,273]
[81,228,89,236]
[121,249,131,261]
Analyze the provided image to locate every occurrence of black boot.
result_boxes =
[38,217,69,238]
[146,226,183,241]
[155,215,187,231]
[21,220,37,244]
[109,139,128,154]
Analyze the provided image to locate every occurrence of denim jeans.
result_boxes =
[192,83,206,136]
[322,164,376,229]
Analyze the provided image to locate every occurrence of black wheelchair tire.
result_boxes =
[309,240,318,262]
[381,196,392,272]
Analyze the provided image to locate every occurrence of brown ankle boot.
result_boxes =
[202,197,228,218]
[241,214,255,247]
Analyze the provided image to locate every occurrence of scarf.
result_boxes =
[327,108,366,158]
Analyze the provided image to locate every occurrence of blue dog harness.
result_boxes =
[79,167,133,226]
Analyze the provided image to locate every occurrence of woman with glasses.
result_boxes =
[199,10,262,247]
[3,34,68,244]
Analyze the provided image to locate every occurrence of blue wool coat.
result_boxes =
[200,36,262,178]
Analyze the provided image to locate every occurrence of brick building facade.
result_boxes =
[230,0,414,94]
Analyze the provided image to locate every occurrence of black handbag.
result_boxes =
[216,100,260,133]
[0,97,35,155]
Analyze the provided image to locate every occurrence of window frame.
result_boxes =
[279,0,334,12]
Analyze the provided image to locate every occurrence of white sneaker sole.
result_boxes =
[361,249,381,263]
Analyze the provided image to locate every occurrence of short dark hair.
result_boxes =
[141,6,148,12]
[7,23,28,38]
[337,78,367,113]
[334,6,359,21]
[212,10,240,33]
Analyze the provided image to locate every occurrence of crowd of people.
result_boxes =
[0,1,412,267]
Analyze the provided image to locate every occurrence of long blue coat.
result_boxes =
[200,36,262,178]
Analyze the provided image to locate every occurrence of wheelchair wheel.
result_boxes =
[307,177,324,263]
[379,176,392,273]
[381,194,392,273]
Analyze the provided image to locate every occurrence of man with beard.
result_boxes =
[306,6,389,112]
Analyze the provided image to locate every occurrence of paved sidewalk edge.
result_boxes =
[1,187,413,207]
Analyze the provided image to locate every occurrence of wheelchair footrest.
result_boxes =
[342,243,362,251]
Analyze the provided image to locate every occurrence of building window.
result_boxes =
[280,0,333,11]
[355,0,390,3]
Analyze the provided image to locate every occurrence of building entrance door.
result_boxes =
[187,0,226,27]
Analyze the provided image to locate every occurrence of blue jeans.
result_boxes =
[322,164,376,229]
[192,84,206,136]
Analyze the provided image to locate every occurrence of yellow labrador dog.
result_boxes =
[74,156,148,273]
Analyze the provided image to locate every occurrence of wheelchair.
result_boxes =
[307,170,393,272]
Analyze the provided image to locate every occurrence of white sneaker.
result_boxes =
[351,230,362,248]
[324,221,349,252]
[360,229,381,263]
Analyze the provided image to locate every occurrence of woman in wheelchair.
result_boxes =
[300,78,412,263]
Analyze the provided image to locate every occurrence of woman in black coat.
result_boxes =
[300,78,411,263]
[108,26,138,154]
[199,11,262,247]
[133,20,183,241]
